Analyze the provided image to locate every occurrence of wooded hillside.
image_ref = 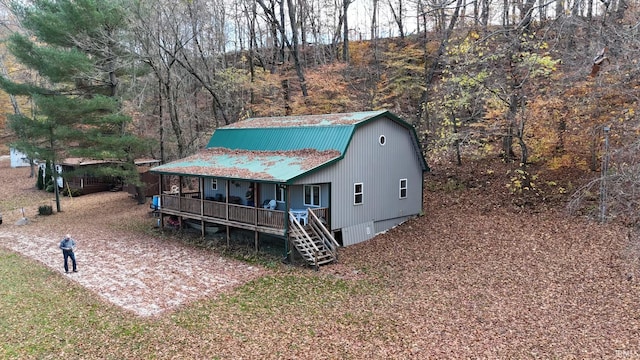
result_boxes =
[0,0,638,222]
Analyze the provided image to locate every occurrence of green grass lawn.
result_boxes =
[0,247,381,359]
[0,249,155,359]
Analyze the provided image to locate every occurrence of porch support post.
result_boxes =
[225,179,229,221]
[178,176,183,230]
[254,231,258,252]
[177,175,181,211]
[225,179,230,246]
[200,177,205,237]
[253,181,258,252]
[285,184,292,263]
[159,174,164,229]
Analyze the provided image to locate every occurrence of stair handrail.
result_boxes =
[308,210,340,249]
[308,222,337,262]
[289,211,321,264]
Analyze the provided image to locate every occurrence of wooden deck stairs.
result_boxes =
[289,210,339,269]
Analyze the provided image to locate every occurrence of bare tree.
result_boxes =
[416,0,464,127]
[130,1,191,158]
[286,0,309,96]
[371,0,379,39]
[388,0,406,38]
[256,0,309,98]
[342,0,354,62]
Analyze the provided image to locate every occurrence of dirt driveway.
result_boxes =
[0,158,268,316]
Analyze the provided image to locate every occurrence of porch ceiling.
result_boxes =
[150,147,341,183]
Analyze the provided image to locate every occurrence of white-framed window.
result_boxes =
[211,178,218,190]
[399,179,407,199]
[304,185,321,207]
[354,182,363,205]
[275,185,285,202]
[379,135,386,146]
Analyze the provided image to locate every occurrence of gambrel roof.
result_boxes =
[151,110,428,183]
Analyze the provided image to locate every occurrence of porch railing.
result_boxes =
[67,176,111,188]
[160,194,288,230]
[309,208,328,223]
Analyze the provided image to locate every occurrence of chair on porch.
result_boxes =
[263,199,276,210]
[298,211,308,225]
[290,209,308,225]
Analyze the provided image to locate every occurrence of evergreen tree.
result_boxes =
[0,0,150,211]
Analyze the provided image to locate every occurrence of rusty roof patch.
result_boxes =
[151,148,342,182]
[225,110,387,129]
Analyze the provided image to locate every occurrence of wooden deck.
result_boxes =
[159,194,329,236]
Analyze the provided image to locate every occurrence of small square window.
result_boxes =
[399,179,407,199]
[354,183,363,205]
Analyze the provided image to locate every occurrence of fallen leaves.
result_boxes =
[2,156,640,358]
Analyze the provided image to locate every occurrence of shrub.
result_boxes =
[38,205,53,216]
[62,187,82,197]
[36,166,44,190]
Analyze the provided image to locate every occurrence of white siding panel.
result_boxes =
[342,221,376,246]
[374,216,414,234]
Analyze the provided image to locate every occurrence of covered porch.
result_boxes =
[150,160,338,266]
[159,193,328,236]
[154,175,330,238]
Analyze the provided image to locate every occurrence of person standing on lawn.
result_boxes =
[59,234,77,273]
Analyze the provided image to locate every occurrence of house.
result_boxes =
[10,148,31,168]
[149,110,429,267]
[59,158,160,196]
[58,158,120,194]
[124,159,162,198]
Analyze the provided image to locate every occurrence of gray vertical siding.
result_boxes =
[202,179,254,206]
[287,183,330,209]
[295,116,424,241]
[203,178,227,199]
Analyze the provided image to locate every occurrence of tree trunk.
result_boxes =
[502,93,519,161]
[342,0,351,62]
[282,79,292,115]
[388,0,405,39]
[503,0,510,26]
[287,0,309,97]
[452,111,462,165]
[247,0,257,106]
[164,79,186,157]
[517,104,528,164]
[371,0,378,40]
[158,77,165,163]
[556,0,564,19]
[481,0,490,26]
[615,0,628,20]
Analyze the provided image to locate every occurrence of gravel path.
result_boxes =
[0,159,267,316]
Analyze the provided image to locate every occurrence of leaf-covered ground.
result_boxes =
[1,156,640,358]
[0,158,268,317]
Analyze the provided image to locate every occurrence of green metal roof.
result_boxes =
[205,110,391,151]
[206,126,354,152]
[152,110,429,182]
